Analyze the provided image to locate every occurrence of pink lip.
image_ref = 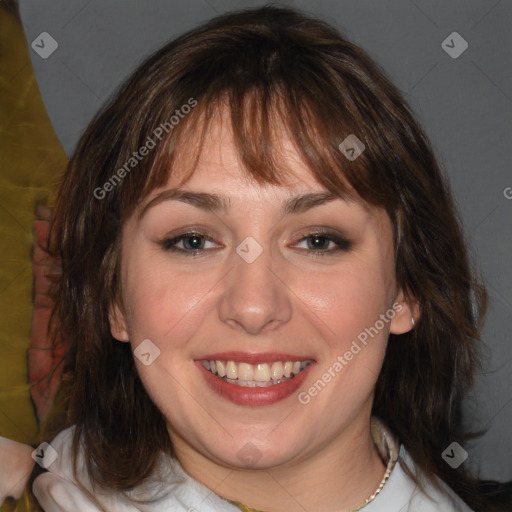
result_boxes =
[195,359,316,406]
[196,351,315,364]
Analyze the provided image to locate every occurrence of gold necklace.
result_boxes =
[231,458,396,512]
[349,453,396,511]
[349,417,398,511]
[230,417,398,512]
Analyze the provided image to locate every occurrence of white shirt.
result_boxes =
[31,424,475,512]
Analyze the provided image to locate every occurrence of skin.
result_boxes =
[110,106,418,511]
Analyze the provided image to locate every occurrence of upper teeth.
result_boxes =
[202,360,311,382]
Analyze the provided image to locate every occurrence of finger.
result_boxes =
[33,473,105,512]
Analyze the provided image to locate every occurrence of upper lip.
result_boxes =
[196,352,315,364]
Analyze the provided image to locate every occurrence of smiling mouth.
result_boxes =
[201,359,313,387]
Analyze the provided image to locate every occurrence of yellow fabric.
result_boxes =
[0,2,67,510]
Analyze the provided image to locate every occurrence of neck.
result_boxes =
[170,409,387,512]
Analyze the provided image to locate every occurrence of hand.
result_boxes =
[0,436,34,504]
[33,472,106,512]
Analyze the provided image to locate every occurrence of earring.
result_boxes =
[411,316,415,327]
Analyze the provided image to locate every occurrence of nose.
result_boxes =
[218,238,292,335]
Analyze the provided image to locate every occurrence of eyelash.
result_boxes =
[158,229,351,257]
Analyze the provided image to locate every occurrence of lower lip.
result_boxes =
[195,361,315,406]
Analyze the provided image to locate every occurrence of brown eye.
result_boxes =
[295,231,352,256]
[307,234,331,251]
[159,231,216,255]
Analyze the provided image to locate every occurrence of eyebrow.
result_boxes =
[137,189,342,220]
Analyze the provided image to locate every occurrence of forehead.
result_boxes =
[150,103,342,204]
[134,100,387,230]
[132,102,390,239]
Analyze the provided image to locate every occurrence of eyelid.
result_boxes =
[159,225,219,243]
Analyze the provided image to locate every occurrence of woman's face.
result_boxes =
[110,108,414,471]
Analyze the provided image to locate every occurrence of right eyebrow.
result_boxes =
[138,189,231,221]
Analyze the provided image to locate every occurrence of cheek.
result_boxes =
[302,263,392,346]
[121,254,216,343]
[317,261,393,397]
[298,259,393,410]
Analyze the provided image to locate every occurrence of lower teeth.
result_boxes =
[223,376,294,387]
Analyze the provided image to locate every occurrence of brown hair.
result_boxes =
[37,4,503,511]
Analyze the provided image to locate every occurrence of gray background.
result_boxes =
[18,0,512,480]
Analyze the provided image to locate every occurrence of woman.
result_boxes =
[19,5,505,511]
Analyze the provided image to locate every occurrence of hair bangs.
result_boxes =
[126,82,388,222]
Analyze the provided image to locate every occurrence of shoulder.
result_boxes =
[32,426,241,512]
[31,426,105,511]
[34,426,78,481]
[365,444,475,512]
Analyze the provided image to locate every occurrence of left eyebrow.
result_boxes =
[137,189,342,221]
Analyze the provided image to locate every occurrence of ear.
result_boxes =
[108,299,130,342]
[389,289,421,335]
